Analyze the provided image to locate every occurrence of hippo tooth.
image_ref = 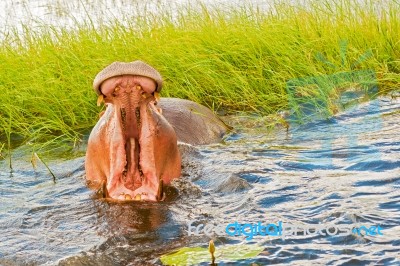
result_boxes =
[114,86,120,93]
[97,95,104,106]
[141,92,153,99]
[125,194,132,200]
[136,85,142,90]
[134,194,141,201]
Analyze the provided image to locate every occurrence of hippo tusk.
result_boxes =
[97,94,104,106]
[157,179,164,201]
[98,180,109,198]
[154,92,160,102]
[134,194,141,201]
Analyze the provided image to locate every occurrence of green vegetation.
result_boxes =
[0,0,399,155]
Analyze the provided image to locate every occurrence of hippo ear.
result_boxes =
[97,94,104,106]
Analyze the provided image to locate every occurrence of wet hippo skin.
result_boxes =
[159,98,229,145]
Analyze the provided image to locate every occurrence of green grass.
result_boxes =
[0,0,399,156]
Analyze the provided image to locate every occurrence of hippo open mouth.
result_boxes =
[85,65,181,202]
[85,60,229,203]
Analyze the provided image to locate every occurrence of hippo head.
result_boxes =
[85,61,181,202]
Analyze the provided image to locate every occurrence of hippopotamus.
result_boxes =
[85,61,229,202]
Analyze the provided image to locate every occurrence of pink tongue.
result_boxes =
[118,98,142,191]
[124,137,142,191]
[109,98,165,201]
[118,90,143,188]
[114,135,162,202]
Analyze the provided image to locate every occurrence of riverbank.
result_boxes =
[0,0,399,155]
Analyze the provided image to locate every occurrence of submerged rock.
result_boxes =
[214,174,251,193]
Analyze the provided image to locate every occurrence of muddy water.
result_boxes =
[0,95,399,265]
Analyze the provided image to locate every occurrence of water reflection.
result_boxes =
[93,193,179,236]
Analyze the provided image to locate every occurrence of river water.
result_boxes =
[0,0,399,265]
[1,95,399,265]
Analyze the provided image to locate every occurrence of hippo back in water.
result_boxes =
[159,98,230,145]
